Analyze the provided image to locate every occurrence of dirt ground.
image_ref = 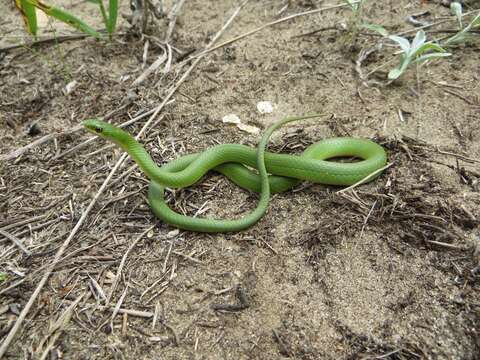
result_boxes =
[1,0,479,359]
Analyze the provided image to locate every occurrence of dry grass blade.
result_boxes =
[36,293,85,360]
[0,229,31,256]
[131,48,168,87]
[165,0,186,43]
[337,162,395,194]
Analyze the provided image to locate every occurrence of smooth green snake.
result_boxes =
[83,115,387,233]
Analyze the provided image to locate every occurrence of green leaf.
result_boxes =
[414,52,451,64]
[388,55,409,80]
[343,0,359,11]
[388,66,404,80]
[15,0,38,36]
[26,0,102,39]
[414,42,448,56]
[0,273,7,282]
[388,35,411,53]
[107,0,118,34]
[362,23,389,37]
[410,30,426,51]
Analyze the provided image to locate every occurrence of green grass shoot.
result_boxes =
[15,0,120,39]
[15,0,38,36]
[445,11,480,46]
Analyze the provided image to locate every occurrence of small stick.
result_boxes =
[111,286,129,328]
[165,0,187,43]
[163,241,174,273]
[427,240,466,250]
[37,293,84,360]
[337,162,395,194]
[71,301,154,318]
[436,148,480,164]
[0,31,125,53]
[0,214,48,231]
[152,302,160,330]
[172,250,204,264]
[443,89,476,105]
[0,229,31,256]
[106,226,154,305]
[1,134,56,162]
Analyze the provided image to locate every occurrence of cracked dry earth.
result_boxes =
[1,0,479,359]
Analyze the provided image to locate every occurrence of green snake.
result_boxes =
[83,115,387,233]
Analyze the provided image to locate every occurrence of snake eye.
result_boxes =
[94,126,103,133]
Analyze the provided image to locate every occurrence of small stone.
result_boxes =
[222,114,241,124]
[257,101,274,114]
[64,80,78,95]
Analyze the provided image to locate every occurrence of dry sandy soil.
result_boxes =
[1,0,479,359]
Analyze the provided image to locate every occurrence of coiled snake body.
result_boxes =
[83,115,387,232]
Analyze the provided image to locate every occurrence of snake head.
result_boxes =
[82,118,133,150]
[82,119,109,136]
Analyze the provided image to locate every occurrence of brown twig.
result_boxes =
[0,229,31,256]
[165,0,187,43]
[0,31,125,53]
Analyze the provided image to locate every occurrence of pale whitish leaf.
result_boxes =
[450,2,463,27]
[222,114,241,124]
[362,23,389,36]
[411,30,426,51]
[388,56,409,80]
[237,123,260,134]
[388,35,411,53]
[388,67,404,80]
[414,52,451,64]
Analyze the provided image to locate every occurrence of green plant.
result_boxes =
[342,0,365,34]
[87,0,118,36]
[14,0,119,39]
[343,0,363,13]
[0,272,7,282]
[445,10,480,46]
[387,30,450,80]
[361,23,389,37]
